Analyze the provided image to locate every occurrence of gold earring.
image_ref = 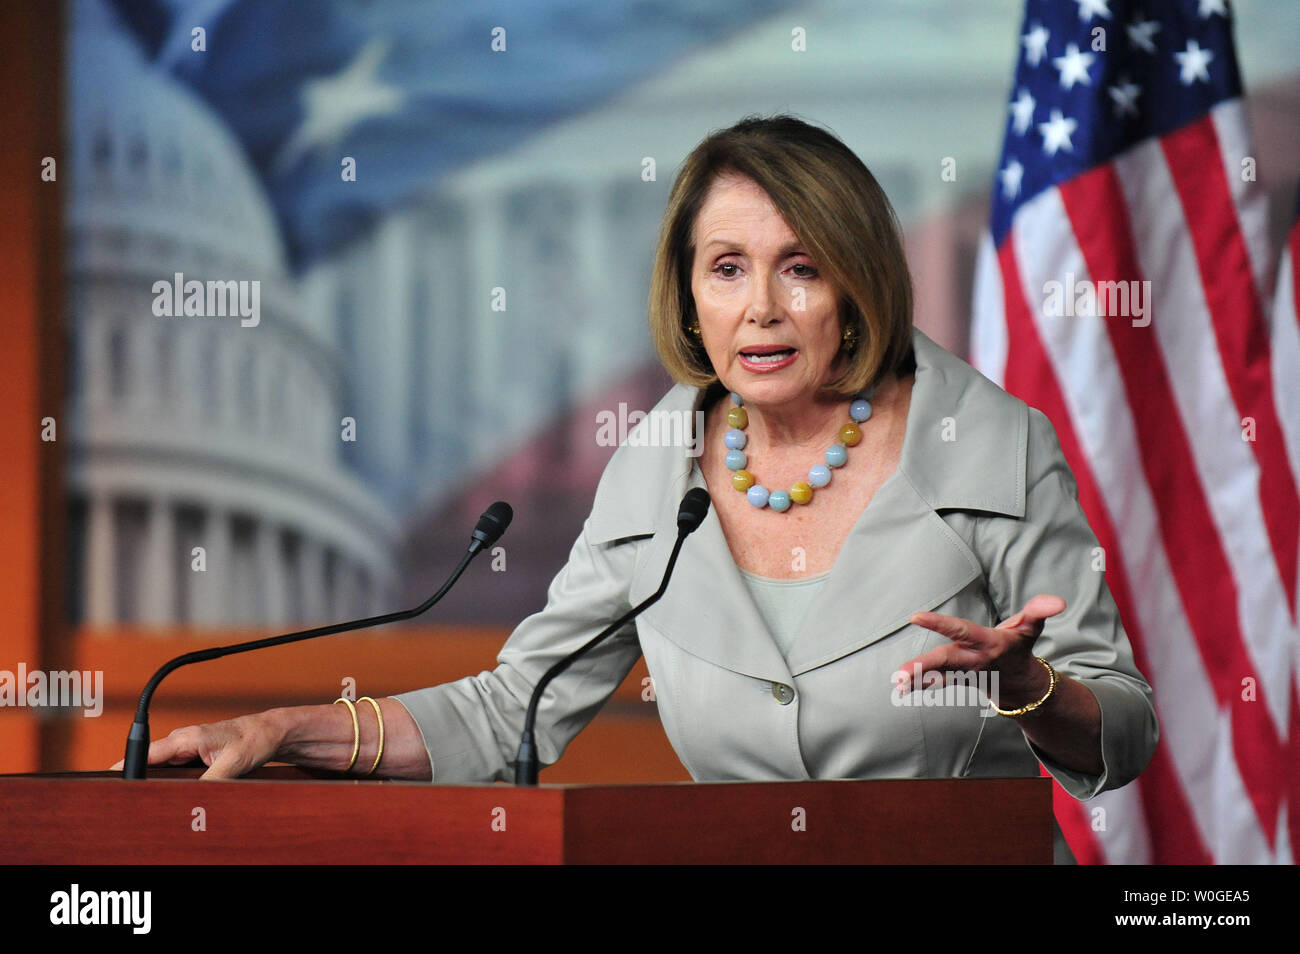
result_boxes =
[841,324,858,352]
[688,320,702,339]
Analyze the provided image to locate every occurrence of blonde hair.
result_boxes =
[648,114,913,397]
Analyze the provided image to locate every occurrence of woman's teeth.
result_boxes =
[742,349,795,363]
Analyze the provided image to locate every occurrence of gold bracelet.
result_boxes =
[334,697,360,772]
[989,657,1057,717]
[358,696,385,777]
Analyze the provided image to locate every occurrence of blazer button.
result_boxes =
[771,682,795,705]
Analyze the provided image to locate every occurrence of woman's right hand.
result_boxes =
[111,710,286,780]
[109,699,432,780]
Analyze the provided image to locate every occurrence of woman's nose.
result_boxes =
[744,272,783,325]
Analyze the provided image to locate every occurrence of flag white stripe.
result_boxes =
[970,231,1008,387]
[1207,707,1276,862]
[1211,102,1275,305]
[1088,781,1152,864]
[1277,797,1295,865]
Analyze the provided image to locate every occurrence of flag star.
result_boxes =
[1174,39,1214,85]
[1009,89,1036,135]
[1108,78,1142,117]
[1127,17,1161,53]
[1021,23,1050,67]
[1053,43,1095,90]
[1073,0,1112,21]
[1198,0,1228,17]
[1000,158,1025,199]
[273,39,404,174]
[1038,109,1078,155]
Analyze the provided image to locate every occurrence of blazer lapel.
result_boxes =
[634,460,795,683]
[780,468,977,675]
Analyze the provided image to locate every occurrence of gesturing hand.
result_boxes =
[896,594,1067,702]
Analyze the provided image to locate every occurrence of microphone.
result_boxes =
[676,487,710,533]
[122,501,513,780]
[469,500,513,556]
[513,488,710,785]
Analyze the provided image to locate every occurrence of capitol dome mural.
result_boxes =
[65,0,399,628]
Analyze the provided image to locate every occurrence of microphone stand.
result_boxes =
[514,488,708,784]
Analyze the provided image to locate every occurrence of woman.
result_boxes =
[124,115,1157,862]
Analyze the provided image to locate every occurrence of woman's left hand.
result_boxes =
[897,594,1066,704]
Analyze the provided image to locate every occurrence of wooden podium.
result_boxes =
[0,769,1052,864]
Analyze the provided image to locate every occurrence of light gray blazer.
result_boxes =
[394,328,1159,862]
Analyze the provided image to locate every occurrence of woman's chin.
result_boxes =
[732,375,813,408]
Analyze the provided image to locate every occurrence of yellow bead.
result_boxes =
[839,422,862,446]
[790,482,813,505]
[727,407,748,429]
[732,469,755,492]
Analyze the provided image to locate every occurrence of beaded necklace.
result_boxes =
[723,390,874,511]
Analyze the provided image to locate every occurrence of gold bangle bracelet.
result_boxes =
[358,696,385,777]
[989,657,1058,718]
[333,697,360,772]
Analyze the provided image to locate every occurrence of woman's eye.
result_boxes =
[711,262,815,278]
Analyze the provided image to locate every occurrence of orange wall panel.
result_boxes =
[0,2,65,774]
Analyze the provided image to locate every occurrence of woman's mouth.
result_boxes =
[738,347,798,372]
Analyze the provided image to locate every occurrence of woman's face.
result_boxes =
[689,173,845,409]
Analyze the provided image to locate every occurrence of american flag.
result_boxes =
[971,0,1299,863]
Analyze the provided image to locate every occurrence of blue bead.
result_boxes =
[809,465,831,488]
[724,449,748,471]
[730,391,744,406]
[850,399,872,423]
[826,444,848,468]
[724,428,747,450]
[768,490,792,512]
[746,485,770,508]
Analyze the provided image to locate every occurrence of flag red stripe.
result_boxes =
[1046,770,1102,864]
[1162,117,1300,618]
[1058,165,1284,844]
[998,240,1210,864]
